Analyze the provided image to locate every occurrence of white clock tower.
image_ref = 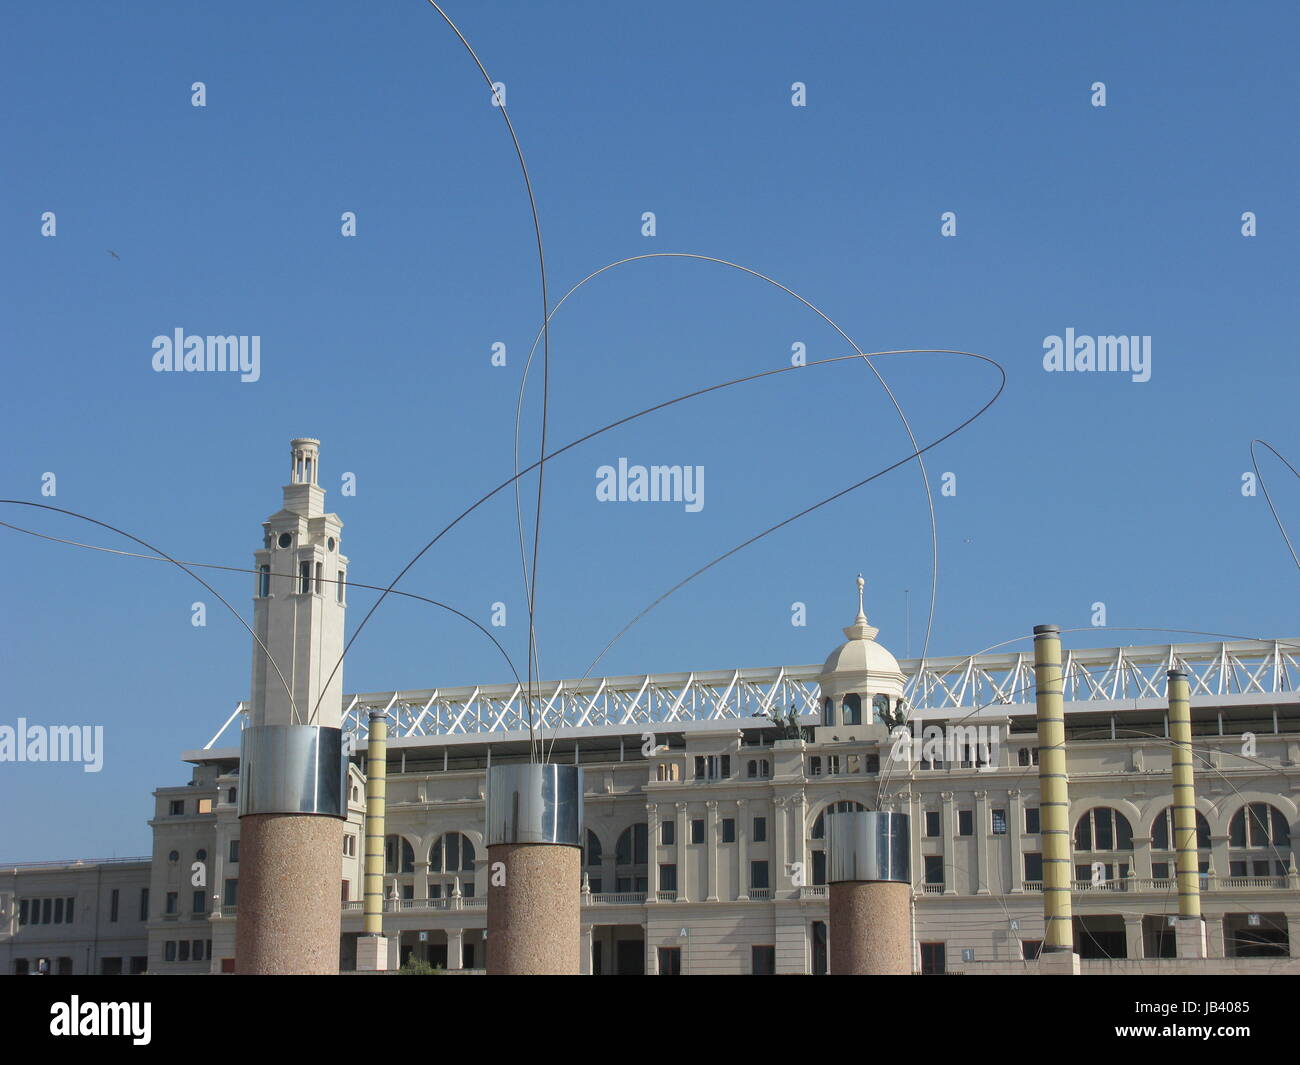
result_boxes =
[249,438,348,728]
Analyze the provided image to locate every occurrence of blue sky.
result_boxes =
[1,1,1296,858]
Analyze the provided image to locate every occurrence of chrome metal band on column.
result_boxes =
[486,763,583,846]
[238,724,347,817]
[828,811,910,883]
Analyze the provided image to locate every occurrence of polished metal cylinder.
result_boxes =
[828,811,910,883]
[486,762,583,846]
[238,724,347,818]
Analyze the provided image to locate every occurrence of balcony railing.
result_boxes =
[590,892,647,905]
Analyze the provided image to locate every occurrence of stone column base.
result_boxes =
[1038,949,1080,975]
[234,813,342,975]
[356,934,389,971]
[486,842,580,974]
[1175,917,1207,959]
[828,880,911,975]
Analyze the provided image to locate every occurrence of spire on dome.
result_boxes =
[843,573,879,642]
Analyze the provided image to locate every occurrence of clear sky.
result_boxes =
[1,1,1296,859]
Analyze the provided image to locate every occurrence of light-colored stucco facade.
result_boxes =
[4,440,1297,975]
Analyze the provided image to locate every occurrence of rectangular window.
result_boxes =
[658,946,682,975]
[809,757,822,776]
[42,898,52,923]
[229,839,239,863]
[694,756,705,779]
[299,561,312,594]
[1152,862,1169,880]
[690,819,705,844]
[721,818,736,843]
[139,888,149,921]
[920,942,946,975]
[925,810,941,837]
[659,864,677,892]
[192,940,205,962]
[54,897,65,924]
[337,570,345,603]
[1024,853,1043,881]
[958,810,973,836]
[19,899,28,926]
[198,798,213,814]
[827,755,840,775]
[660,820,675,846]
[169,799,185,816]
[341,880,349,902]
[109,889,119,923]
[1022,940,1042,960]
[65,897,73,923]
[164,941,176,962]
[924,855,944,886]
[314,561,323,594]
[1025,807,1040,834]
[991,809,1007,835]
[178,940,191,962]
[751,945,776,975]
[224,879,238,907]
[192,890,205,914]
[753,817,767,842]
[258,564,270,597]
[750,860,769,890]
[866,754,880,773]
[165,892,177,915]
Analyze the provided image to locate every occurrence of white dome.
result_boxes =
[818,577,905,695]
[821,623,903,678]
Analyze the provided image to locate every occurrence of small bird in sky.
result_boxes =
[107,250,120,260]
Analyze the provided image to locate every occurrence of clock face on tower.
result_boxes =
[278,532,292,548]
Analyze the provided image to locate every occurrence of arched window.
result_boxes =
[822,697,835,727]
[1229,803,1290,848]
[1073,808,1133,851]
[583,830,603,893]
[1151,807,1211,850]
[809,801,867,885]
[841,693,862,726]
[384,834,414,875]
[811,801,867,841]
[614,823,648,893]
[1228,803,1291,877]
[585,829,602,867]
[871,694,890,724]
[429,832,476,899]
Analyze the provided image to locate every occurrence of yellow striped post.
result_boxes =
[1033,624,1074,956]
[1167,670,1202,919]
[363,710,388,937]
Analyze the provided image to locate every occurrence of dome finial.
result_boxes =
[855,573,866,620]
